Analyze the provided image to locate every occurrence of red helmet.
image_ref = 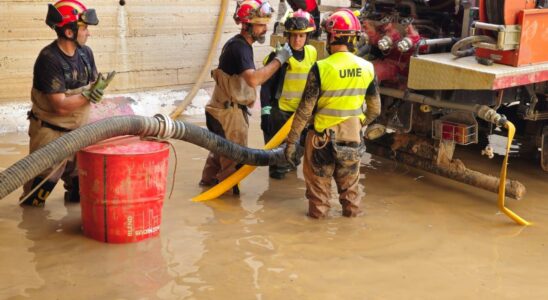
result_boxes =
[234,0,274,25]
[284,9,316,33]
[322,8,361,37]
[46,0,98,29]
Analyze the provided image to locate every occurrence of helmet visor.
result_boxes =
[80,8,98,25]
[248,1,273,24]
[285,17,313,32]
[257,2,273,18]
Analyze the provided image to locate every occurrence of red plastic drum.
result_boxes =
[77,136,170,243]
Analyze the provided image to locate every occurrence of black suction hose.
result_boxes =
[0,114,286,200]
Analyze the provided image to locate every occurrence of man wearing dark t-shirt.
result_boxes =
[21,0,114,207]
[199,0,293,194]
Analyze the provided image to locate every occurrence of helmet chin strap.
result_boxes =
[326,33,333,55]
[62,23,81,46]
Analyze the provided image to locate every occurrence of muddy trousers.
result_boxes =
[21,118,79,207]
[302,131,362,218]
[201,104,249,187]
[263,107,297,178]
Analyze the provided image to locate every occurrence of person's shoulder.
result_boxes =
[227,35,251,50]
[353,54,373,67]
[304,44,317,53]
[37,41,58,58]
[79,45,94,56]
[35,41,61,65]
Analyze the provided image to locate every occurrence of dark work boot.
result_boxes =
[269,172,285,180]
[199,178,219,187]
[232,184,240,195]
[269,165,286,180]
[20,177,58,207]
[63,176,80,203]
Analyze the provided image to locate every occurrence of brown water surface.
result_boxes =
[1,115,547,299]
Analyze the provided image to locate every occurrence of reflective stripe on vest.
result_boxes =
[314,52,375,133]
[278,45,317,112]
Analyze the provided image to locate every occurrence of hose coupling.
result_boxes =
[153,113,177,140]
[478,106,507,127]
[378,36,393,51]
[397,37,413,52]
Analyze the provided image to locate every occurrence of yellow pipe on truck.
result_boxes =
[498,121,531,226]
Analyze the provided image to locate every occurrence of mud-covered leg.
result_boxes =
[303,132,335,218]
[200,111,225,186]
[21,122,66,207]
[201,152,221,186]
[62,156,80,203]
[334,156,362,217]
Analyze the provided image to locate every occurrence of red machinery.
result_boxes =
[475,0,548,66]
[351,0,548,173]
[352,0,548,225]
[270,0,547,223]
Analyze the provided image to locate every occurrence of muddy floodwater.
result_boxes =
[1,114,547,300]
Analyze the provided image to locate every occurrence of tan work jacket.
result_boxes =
[30,85,91,130]
[208,68,256,109]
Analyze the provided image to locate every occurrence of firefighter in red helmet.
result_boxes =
[21,0,115,207]
[284,9,382,218]
[278,0,321,38]
[260,9,318,179]
[200,0,293,194]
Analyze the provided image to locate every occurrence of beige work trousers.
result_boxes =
[22,118,78,199]
[303,130,363,218]
[200,104,249,186]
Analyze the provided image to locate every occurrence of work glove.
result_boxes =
[261,105,272,116]
[82,71,116,104]
[284,142,299,168]
[274,43,293,65]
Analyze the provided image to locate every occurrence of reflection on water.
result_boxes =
[1,116,548,299]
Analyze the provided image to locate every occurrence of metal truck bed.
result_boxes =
[408,53,548,90]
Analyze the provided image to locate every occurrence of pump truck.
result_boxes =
[271,0,548,215]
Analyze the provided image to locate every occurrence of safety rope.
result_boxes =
[166,141,179,200]
[312,132,330,150]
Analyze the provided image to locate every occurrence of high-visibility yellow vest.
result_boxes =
[263,45,317,112]
[314,51,375,133]
[278,45,317,112]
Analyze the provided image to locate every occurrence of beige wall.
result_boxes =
[0,0,277,103]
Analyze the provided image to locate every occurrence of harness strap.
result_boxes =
[27,111,72,132]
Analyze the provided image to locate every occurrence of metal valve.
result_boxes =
[378,36,393,51]
[397,37,414,52]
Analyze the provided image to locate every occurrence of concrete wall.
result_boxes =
[0,0,350,133]
[0,0,279,103]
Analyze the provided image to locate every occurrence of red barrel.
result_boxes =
[77,136,170,243]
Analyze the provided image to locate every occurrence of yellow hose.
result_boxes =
[169,0,229,119]
[498,121,531,226]
[192,114,295,201]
